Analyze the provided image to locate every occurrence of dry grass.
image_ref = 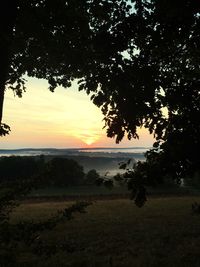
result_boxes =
[11,196,200,267]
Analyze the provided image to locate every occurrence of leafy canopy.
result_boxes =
[3,0,199,140]
[1,0,200,191]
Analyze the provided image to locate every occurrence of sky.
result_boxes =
[1,78,155,149]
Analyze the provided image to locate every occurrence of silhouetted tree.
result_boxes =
[46,158,85,186]
[85,169,100,185]
[0,0,87,134]
[0,156,42,182]
[1,0,200,203]
[0,156,90,265]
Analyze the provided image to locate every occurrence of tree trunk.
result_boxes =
[0,0,18,126]
[0,50,9,125]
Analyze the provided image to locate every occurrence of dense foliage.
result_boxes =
[0,0,200,202]
[46,157,85,186]
[84,169,100,185]
[0,155,91,266]
[0,156,44,183]
[0,156,87,187]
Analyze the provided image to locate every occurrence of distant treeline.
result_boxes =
[0,156,100,187]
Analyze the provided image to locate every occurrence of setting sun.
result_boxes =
[2,77,154,149]
[72,131,101,146]
[83,138,96,146]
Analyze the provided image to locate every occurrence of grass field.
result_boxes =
[29,184,199,200]
[11,196,200,267]
[30,185,129,198]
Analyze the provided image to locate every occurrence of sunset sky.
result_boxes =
[1,78,154,149]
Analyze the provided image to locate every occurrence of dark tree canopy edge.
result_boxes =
[0,0,200,198]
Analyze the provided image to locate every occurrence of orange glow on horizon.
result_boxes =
[72,131,101,146]
[1,78,155,149]
[84,139,95,146]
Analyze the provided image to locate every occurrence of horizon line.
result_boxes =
[0,146,152,151]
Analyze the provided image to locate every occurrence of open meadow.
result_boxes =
[11,196,200,267]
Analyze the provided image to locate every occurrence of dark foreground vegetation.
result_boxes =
[1,155,199,200]
[1,155,200,267]
[0,0,200,266]
[0,155,100,187]
[9,197,200,267]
